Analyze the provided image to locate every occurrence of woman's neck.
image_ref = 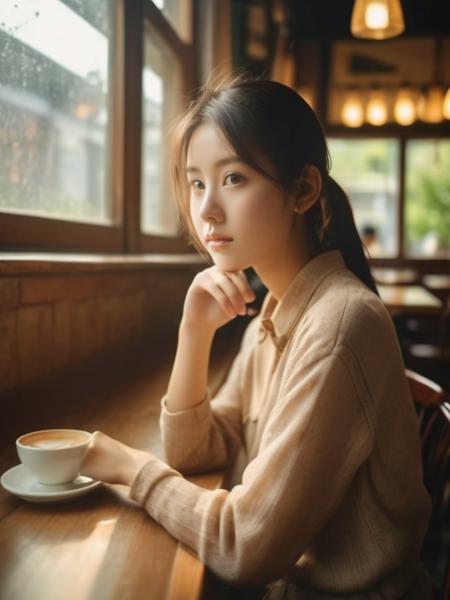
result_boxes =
[254,220,321,301]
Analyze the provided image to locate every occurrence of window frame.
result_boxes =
[0,0,194,254]
[137,0,195,253]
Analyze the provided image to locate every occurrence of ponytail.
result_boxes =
[317,176,379,297]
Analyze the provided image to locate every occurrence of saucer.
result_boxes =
[1,464,102,503]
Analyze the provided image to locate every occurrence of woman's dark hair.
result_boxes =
[170,71,379,296]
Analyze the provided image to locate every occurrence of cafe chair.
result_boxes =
[406,369,450,600]
[413,281,450,392]
[404,298,450,391]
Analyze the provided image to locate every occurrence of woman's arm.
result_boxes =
[165,266,255,414]
[159,337,248,473]
[155,266,255,472]
[164,320,215,413]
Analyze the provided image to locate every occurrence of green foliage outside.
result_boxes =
[405,140,450,257]
[329,138,395,186]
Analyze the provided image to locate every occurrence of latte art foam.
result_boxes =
[26,439,80,449]
[18,430,91,450]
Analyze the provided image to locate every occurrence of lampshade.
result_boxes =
[418,86,444,123]
[443,87,450,120]
[351,0,405,40]
[366,89,388,125]
[341,91,364,127]
[394,86,416,125]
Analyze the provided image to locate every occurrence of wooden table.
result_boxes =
[0,334,238,600]
[422,275,450,305]
[422,274,450,292]
[378,284,443,315]
[373,268,419,286]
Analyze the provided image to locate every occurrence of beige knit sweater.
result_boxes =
[129,250,432,598]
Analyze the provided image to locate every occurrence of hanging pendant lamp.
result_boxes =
[351,0,405,40]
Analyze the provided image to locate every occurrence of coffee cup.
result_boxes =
[16,429,92,485]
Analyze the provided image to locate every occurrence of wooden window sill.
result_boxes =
[0,253,206,276]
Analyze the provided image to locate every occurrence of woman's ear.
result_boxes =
[291,165,322,214]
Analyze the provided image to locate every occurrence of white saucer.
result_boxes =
[1,464,102,503]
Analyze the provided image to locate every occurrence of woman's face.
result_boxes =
[186,123,298,272]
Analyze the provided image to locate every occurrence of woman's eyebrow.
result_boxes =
[185,156,244,173]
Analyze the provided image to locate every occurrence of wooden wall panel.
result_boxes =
[0,266,200,398]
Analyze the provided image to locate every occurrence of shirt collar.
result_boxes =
[259,250,347,351]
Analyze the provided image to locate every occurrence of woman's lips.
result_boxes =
[207,238,233,250]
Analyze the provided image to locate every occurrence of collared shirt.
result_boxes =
[129,250,431,598]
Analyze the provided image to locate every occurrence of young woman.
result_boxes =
[82,73,432,599]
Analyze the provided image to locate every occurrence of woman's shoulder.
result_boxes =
[292,268,397,363]
[329,269,391,329]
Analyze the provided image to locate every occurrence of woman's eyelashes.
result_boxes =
[189,172,245,191]
[224,172,245,185]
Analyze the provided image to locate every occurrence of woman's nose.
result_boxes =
[198,189,225,223]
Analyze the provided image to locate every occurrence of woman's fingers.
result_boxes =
[188,266,257,326]
[209,270,250,316]
[202,278,239,318]
[223,271,256,304]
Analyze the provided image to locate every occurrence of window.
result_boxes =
[141,21,182,236]
[0,0,113,224]
[328,138,399,258]
[404,139,450,259]
[0,0,194,253]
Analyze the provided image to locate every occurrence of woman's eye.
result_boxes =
[224,173,243,185]
[190,180,204,191]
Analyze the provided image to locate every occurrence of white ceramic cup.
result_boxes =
[16,429,92,485]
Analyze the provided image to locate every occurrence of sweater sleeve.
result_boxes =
[159,318,259,474]
[129,351,373,585]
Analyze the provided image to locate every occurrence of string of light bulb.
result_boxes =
[340,84,450,127]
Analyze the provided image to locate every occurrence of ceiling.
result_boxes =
[285,0,450,39]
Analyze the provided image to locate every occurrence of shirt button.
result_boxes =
[262,319,274,332]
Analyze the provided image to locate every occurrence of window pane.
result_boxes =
[404,139,450,259]
[328,138,399,258]
[0,0,113,224]
[141,21,182,236]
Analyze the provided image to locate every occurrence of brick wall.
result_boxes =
[0,265,200,397]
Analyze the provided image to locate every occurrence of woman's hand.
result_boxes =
[81,431,152,486]
[182,266,256,332]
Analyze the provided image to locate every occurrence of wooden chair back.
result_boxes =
[405,369,450,600]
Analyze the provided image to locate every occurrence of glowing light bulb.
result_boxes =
[418,86,444,123]
[394,87,416,126]
[341,91,364,127]
[365,2,389,29]
[366,89,388,125]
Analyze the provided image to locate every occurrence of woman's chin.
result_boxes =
[212,255,250,272]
